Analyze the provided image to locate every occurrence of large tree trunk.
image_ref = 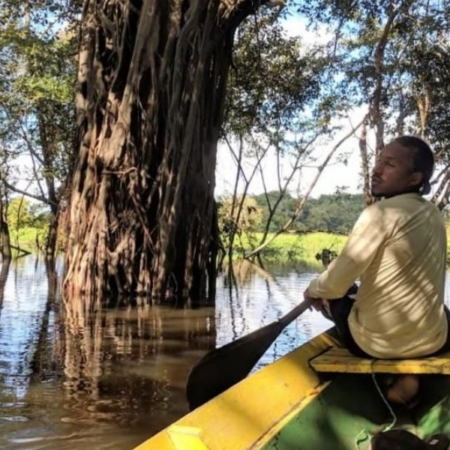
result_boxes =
[64,0,269,306]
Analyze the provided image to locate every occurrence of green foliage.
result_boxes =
[219,192,363,262]
[219,196,263,234]
[236,231,347,263]
[295,0,450,155]
[218,196,263,257]
[6,197,33,229]
[6,197,50,229]
[252,192,365,234]
[0,0,78,210]
[224,13,325,138]
[5,196,50,252]
[222,8,338,170]
[27,202,52,228]
[9,226,46,253]
[297,193,365,233]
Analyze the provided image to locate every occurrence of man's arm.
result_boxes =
[306,203,388,300]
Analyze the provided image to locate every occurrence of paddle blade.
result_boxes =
[186,298,312,410]
[186,320,285,410]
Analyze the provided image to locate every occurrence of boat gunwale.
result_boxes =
[134,329,340,450]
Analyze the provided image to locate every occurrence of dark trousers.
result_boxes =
[325,286,450,358]
[324,286,371,358]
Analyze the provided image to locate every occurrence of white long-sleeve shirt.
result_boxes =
[308,192,448,359]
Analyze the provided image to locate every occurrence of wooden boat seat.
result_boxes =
[310,347,450,374]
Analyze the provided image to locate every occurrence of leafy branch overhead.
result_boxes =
[224,12,326,139]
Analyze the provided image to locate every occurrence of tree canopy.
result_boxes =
[221,192,365,235]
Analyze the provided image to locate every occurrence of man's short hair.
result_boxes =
[393,136,434,195]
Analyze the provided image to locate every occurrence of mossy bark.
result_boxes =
[64,0,269,305]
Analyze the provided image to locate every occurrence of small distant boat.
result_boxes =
[134,328,450,450]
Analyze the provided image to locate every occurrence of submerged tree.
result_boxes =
[64,0,279,306]
[0,0,79,259]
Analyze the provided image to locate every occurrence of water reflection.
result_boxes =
[0,257,340,449]
[216,260,331,370]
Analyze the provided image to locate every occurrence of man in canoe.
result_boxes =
[303,136,449,405]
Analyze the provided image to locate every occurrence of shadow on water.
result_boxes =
[0,257,217,449]
[0,256,333,449]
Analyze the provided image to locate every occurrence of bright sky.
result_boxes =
[215,123,366,199]
[215,15,369,199]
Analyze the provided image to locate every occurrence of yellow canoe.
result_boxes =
[135,329,450,450]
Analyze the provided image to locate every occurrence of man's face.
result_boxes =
[371,142,422,198]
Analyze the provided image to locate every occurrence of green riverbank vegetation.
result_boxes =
[230,231,346,264]
[9,192,450,265]
[219,193,450,265]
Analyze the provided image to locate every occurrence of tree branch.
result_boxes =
[2,179,52,206]
[245,118,364,259]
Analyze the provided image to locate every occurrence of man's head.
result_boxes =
[371,136,434,198]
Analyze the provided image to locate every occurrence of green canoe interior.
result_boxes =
[262,373,450,450]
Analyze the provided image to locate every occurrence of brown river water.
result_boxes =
[1,257,449,449]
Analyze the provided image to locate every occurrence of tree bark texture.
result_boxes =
[358,120,374,206]
[370,1,398,155]
[64,0,269,305]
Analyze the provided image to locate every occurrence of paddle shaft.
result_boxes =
[186,296,315,410]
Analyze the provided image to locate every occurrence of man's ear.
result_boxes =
[409,172,423,187]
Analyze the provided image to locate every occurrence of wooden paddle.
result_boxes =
[186,296,315,410]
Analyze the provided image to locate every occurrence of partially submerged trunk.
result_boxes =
[0,190,11,260]
[36,107,73,261]
[64,0,271,306]
[45,212,60,262]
